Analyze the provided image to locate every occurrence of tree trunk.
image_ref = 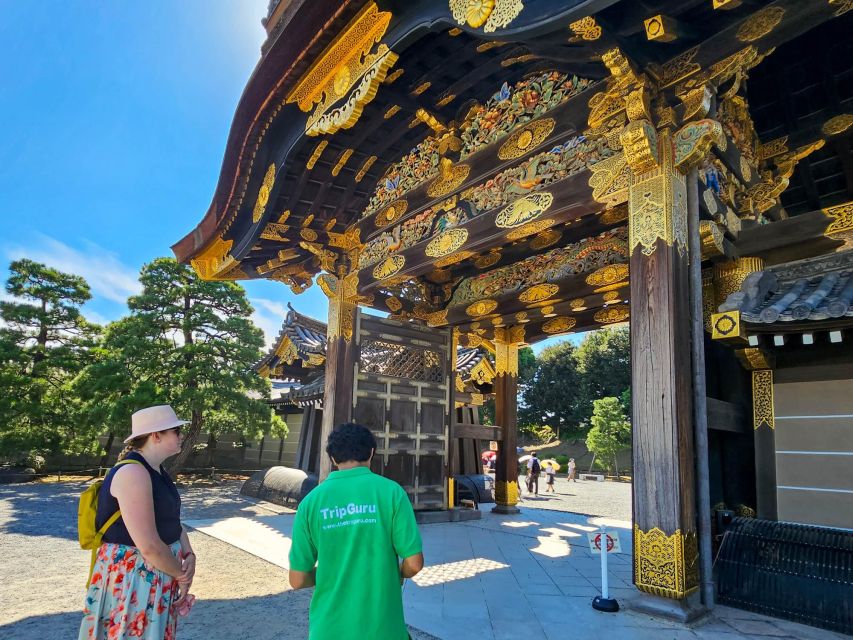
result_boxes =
[168,409,202,475]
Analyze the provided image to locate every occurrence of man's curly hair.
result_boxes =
[326,422,377,463]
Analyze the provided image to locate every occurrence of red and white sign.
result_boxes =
[587,530,621,554]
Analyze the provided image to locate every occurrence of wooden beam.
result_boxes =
[452,423,503,441]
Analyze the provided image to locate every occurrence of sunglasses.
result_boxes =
[160,426,181,436]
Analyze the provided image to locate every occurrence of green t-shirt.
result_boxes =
[289,466,423,640]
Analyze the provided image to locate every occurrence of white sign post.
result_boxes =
[587,526,621,612]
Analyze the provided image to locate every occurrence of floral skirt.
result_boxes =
[79,541,181,640]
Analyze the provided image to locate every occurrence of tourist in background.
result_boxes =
[544,462,556,493]
[567,458,577,483]
[79,405,196,640]
[526,452,541,496]
[289,422,424,639]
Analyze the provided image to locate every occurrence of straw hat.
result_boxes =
[124,405,189,443]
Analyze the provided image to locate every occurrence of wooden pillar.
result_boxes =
[492,326,522,514]
[625,126,701,615]
[317,274,357,480]
[752,369,777,520]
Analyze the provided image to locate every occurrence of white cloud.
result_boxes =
[249,297,288,349]
[4,234,141,305]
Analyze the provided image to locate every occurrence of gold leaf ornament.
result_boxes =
[497,118,555,160]
[496,192,554,228]
[372,254,405,280]
[252,164,276,223]
[505,218,555,241]
[426,228,469,257]
[449,0,524,33]
[594,304,629,324]
[466,299,498,317]
[519,283,559,304]
[543,316,577,334]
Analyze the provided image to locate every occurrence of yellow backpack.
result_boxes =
[78,459,142,584]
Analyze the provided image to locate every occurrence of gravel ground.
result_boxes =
[513,474,632,520]
[0,480,439,640]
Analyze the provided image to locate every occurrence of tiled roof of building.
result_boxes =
[719,251,853,325]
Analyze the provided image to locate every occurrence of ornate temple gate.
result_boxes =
[352,311,453,509]
[176,0,853,627]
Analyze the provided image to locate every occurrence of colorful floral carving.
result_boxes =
[449,227,628,307]
[360,71,594,218]
[460,72,594,159]
[357,134,615,271]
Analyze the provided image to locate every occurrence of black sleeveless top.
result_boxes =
[96,451,182,546]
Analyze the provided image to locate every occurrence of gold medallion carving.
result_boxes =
[519,283,559,304]
[585,263,628,287]
[427,164,470,197]
[822,114,853,137]
[505,218,555,241]
[286,3,398,136]
[634,526,699,599]
[542,316,577,334]
[496,192,554,228]
[539,305,555,316]
[530,229,562,250]
[594,304,629,324]
[466,299,498,317]
[252,163,276,223]
[736,6,784,43]
[300,228,318,242]
[570,298,586,310]
[498,118,556,160]
[752,369,774,430]
[372,254,405,280]
[375,199,408,227]
[426,228,469,257]
[603,291,620,302]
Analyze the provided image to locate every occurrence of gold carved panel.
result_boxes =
[542,316,577,334]
[285,3,398,136]
[594,304,629,324]
[252,163,276,224]
[634,526,699,600]
[495,192,554,228]
[497,118,556,160]
[466,299,498,317]
[519,283,559,304]
[505,218,555,241]
[372,254,405,280]
[753,369,774,430]
[426,228,469,257]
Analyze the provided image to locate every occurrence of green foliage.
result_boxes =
[519,423,557,444]
[520,341,585,435]
[0,260,101,461]
[575,327,630,419]
[75,258,284,472]
[518,327,630,438]
[585,396,631,474]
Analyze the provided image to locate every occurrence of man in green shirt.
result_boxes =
[288,422,424,639]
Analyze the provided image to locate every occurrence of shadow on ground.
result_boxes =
[0,482,86,541]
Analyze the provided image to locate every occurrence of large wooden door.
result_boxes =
[352,311,452,510]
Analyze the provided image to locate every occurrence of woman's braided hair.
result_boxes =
[117,434,150,461]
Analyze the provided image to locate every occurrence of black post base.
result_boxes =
[592,596,620,612]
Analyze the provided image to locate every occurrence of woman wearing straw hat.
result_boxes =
[79,405,196,639]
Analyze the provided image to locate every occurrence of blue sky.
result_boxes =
[0,2,570,353]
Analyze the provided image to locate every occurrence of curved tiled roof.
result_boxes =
[719,251,853,325]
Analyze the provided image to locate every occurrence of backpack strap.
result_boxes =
[97,459,144,536]
[87,459,143,586]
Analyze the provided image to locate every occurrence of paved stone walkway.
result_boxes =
[1,481,846,639]
[186,502,845,640]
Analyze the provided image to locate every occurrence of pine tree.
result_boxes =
[585,396,631,474]
[0,259,100,460]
